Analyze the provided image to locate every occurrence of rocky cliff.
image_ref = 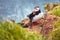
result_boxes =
[21,3,60,40]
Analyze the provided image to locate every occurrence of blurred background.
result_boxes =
[0,0,60,22]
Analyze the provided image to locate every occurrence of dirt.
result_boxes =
[26,13,59,37]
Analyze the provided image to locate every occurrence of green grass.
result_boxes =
[0,22,45,40]
[44,4,60,40]
[53,19,60,29]
[48,28,60,40]
[44,4,60,17]
[51,5,60,16]
[48,19,60,40]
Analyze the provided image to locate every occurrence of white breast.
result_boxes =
[32,12,44,22]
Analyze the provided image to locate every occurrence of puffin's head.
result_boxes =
[34,6,39,9]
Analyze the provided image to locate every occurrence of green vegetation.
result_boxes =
[51,5,60,16]
[0,3,60,40]
[0,22,44,40]
[48,28,60,40]
[44,4,60,16]
[53,19,60,29]
[48,19,60,40]
[44,3,60,40]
